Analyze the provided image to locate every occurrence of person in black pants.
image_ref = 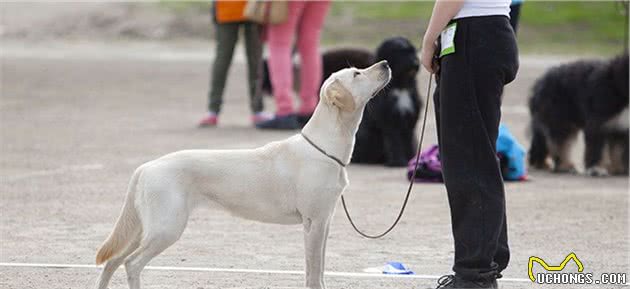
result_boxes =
[420,1,519,288]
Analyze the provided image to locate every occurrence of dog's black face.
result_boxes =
[375,37,420,86]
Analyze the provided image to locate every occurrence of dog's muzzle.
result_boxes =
[371,61,392,97]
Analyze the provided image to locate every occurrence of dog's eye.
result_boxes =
[353,71,360,77]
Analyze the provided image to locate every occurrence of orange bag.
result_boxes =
[215,0,247,23]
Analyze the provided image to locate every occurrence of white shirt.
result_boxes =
[454,0,511,19]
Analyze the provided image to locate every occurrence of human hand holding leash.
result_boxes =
[421,0,465,73]
[420,40,439,74]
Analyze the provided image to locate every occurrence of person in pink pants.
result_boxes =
[256,0,331,130]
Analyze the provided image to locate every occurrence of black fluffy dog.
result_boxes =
[351,37,422,166]
[260,37,422,166]
[528,53,629,176]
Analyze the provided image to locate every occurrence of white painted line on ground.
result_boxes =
[0,262,531,283]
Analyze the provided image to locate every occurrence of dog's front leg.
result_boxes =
[303,217,330,289]
[383,129,409,167]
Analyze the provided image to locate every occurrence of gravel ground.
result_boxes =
[1,42,628,289]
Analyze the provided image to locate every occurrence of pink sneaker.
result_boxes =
[251,112,273,125]
[199,113,218,127]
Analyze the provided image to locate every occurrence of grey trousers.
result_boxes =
[208,21,263,114]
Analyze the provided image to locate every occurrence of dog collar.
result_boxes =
[300,133,348,167]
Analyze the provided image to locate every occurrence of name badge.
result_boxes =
[440,23,457,57]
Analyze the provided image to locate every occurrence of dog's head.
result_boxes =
[375,37,419,84]
[320,60,392,113]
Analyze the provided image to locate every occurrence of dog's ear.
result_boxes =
[324,79,356,112]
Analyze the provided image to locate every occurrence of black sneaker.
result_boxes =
[296,114,312,128]
[434,275,498,289]
[255,114,300,130]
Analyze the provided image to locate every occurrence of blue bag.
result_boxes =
[496,124,528,181]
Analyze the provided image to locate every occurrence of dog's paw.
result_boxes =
[606,167,628,176]
[530,160,552,171]
[606,163,629,176]
[585,166,610,177]
[553,165,578,174]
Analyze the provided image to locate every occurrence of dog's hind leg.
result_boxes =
[124,190,190,289]
[623,134,629,174]
[547,129,578,173]
[303,216,331,289]
[621,132,629,174]
[584,129,609,177]
[528,121,551,170]
[95,233,141,289]
[605,132,629,175]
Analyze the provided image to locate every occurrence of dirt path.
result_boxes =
[1,41,628,289]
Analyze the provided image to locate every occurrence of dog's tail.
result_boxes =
[528,119,549,168]
[95,167,143,265]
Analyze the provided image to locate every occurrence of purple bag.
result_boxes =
[407,145,443,182]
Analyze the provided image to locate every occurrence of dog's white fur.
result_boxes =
[94,61,391,289]
[392,88,415,115]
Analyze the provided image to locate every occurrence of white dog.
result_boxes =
[94,61,391,289]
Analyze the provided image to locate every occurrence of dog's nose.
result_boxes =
[381,60,390,70]
[412,58,420,70]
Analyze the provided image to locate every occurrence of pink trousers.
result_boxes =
[267,0,330,116]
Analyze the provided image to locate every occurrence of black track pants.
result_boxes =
[433,15,519,281]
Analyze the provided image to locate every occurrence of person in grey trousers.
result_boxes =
[199,1,271,127]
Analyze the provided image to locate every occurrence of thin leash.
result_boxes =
[340,72,434,239]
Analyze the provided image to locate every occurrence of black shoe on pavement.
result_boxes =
[434,274,498,289]
[255,114,300,130]
[296,114,312,128]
